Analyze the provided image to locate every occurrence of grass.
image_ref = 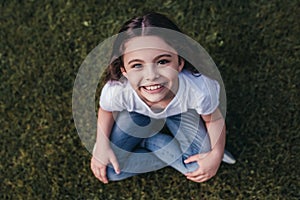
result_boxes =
[1,0,299,199]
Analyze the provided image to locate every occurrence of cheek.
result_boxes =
[159,67,179,79]
[126,71,142,86]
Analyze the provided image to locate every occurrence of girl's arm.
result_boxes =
[184,108,225,182]
[95,107,115,147]
[202,108,226,157]
[91,108,120,184]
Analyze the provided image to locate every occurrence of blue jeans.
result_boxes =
[106,109,211,181]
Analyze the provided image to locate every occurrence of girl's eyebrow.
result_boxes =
[127,59,144,65]
[127,54,172,65]
[154,54,172,60]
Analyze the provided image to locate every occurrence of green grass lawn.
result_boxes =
[1,0,299,199]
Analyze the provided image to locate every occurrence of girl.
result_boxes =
[91,12,235,184]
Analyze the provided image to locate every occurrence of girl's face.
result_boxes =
[121,36,184,109]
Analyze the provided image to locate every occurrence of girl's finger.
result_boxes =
[185,169,205,177]
[110,157,120,174]
[97,170,103,181]
[187,175,207,183]
[91,164,98,176]
[184,154,199,164]
[99,167,108,184]
[184,152,209,164]
[187,173,210,182]
[92,168,103,182]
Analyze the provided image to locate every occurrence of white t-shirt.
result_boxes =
[100,70,220,119]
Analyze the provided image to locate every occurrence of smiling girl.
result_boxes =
[91,12,235,184]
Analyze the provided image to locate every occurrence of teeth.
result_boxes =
[145,84,162,91]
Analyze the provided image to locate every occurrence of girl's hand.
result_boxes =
[184,149,223,183]
[91,147,120,184]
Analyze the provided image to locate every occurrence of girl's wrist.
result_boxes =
[95,132,111,146]
[94,141,111,153]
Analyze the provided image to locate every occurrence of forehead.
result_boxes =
[124,36,177,55]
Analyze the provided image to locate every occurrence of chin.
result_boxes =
[142,96,165,105]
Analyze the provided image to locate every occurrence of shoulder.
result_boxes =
[180,70,220,92]
[99,79,132,111]
[103,79,128,89]
[180,70,220,115]
[101,79,130,95]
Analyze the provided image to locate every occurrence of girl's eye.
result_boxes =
[132,64,142,69]
[158,59,170,65]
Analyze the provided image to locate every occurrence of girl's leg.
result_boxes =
[141,109,211,174]
[166,109,211,173]
[106,111,167,181]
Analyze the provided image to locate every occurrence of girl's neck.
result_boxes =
[145,93,175,113]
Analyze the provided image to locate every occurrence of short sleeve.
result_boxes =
[99,81,126,112]
[194,76,220,115]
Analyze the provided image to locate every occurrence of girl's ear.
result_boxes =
[121,67,128,78]
[178,57,185,72]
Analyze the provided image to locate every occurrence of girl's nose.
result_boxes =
[145,64,159,81]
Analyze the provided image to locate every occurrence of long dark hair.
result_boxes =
[104,12,200,81]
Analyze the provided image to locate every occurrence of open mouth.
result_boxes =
[143,84,163,91]
[141,84,165,92]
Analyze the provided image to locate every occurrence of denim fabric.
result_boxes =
[106,109,211,181]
